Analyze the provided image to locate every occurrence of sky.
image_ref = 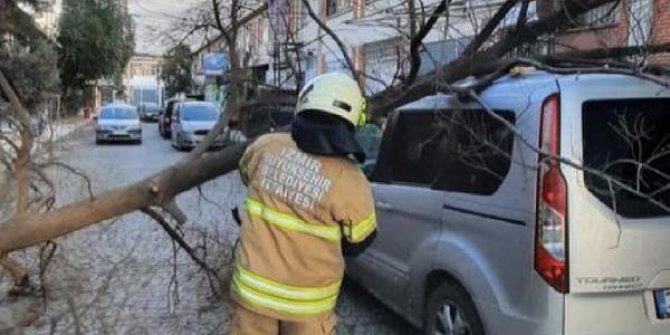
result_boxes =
[128,0,205,55]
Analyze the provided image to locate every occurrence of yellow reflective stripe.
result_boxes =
[343,212,377,242]
[234,264,340,301]
[232,278,338,315]
[245,198,341,241]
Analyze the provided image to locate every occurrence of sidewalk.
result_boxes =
[0,117,91,153]
[38,117,91,142]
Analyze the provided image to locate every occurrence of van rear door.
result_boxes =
[559,74,670,335]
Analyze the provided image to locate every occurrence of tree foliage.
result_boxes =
[0,39,60,111]
[0,0,45,44]
[0,1,59,113]
[57,0,135,90]
[161,44,193,98]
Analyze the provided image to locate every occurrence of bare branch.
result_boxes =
[141,207,223,292]
[0,68,32,215]
[461,0,519,57]
[405,0,451,85]
[516,0,530,30]
[369,0,630,117]
[300,0,359,84]
[190,4,268,57]
[39,161,94,200]
[0,141,249,253]
[211,0,231,42]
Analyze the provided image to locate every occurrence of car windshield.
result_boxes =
[144,105,160,113]
[100,107,137,119]
[182,105,218,121]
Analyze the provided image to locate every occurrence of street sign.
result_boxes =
[202,53,229,76]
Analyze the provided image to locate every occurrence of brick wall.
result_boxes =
[553,0,670,65]
[651,0,670,64]
[553,2,630,53]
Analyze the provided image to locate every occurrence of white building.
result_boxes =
[244,0,506,93]
[195,0,510,100]
[32,0,62,38]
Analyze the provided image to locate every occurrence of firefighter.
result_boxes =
[229,72,377,335]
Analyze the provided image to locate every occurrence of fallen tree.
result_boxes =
[2,0,670,305]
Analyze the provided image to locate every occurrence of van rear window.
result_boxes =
[582,99,670,218]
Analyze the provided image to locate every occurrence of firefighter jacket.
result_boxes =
[232,133,377,322]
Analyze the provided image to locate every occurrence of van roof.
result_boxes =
[398,70,668,111]
[181,101,216,106]
[103,102,135,109]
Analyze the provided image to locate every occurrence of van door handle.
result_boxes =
[376,201,393,211]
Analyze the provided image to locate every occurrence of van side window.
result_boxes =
[389,112,446,186]
[582,98,670,218]
[431,109,516,195]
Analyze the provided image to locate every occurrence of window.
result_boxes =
[100,107,137,120]
[389,112,445,185]
[364,38,405,94]
[390,109,516,195]
[356,123,384,175]
[181,104,219,121]
[298,0,309,28]
[627,0,653,47]
[582,99,670,218]
[326,0,352,16]
[574,2,619,27]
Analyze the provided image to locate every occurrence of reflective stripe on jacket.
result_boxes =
[233,133,376,321]
[232,263,340,316]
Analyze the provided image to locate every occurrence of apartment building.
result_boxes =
[218,0,670,97]
[238,0,504,92]
[539,0,670,64]
[124,54,163,78]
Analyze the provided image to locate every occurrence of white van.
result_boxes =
[348,70,670,335]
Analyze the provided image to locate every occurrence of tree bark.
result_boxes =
[0,0,655,262]
[0,142,248,253]
[369,0,619,118]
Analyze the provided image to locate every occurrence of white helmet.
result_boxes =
[296,72,367,127]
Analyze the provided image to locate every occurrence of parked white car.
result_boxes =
[95,103,142,145]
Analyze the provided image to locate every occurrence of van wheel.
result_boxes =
[424,282,484,335]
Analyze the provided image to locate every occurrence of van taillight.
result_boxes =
[535,94,569,293]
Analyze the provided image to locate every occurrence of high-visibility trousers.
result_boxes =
[229,303,337,335]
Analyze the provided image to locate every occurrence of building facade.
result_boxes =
[200,0,670,100]
[124,54,163,79]
[254,0,504,92]
[539,0,670,64]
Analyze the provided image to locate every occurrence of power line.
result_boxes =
[131,0,190,21]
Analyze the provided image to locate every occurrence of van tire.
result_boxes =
[424,281,485,335]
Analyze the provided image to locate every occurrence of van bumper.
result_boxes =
[565,291,670,335]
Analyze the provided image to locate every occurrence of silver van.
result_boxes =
[348,71,670,335]
[170,101,224,151]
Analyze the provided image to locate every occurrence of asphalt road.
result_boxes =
[11,123,418,334]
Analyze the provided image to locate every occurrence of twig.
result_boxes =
[516,0,530,30]
[461,0,519,57]
[300,0,359,84]
[462,88,670,215]
[405,0,451,85]
[141,207,223,293]
[38,161,94,199]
